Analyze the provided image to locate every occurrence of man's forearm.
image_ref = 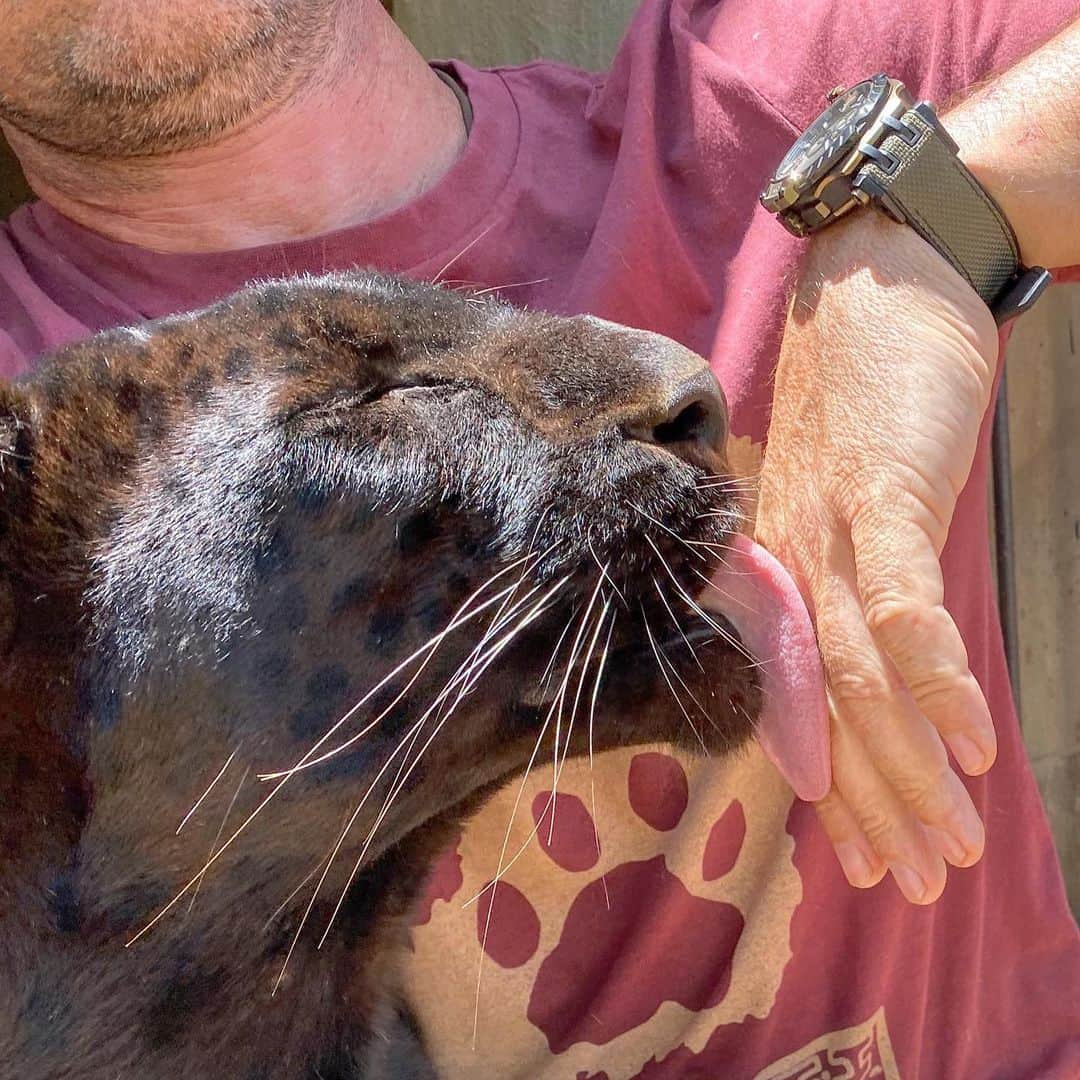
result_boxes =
[944,16,1080,272]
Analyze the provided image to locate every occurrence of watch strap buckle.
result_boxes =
[992,266,1053,326]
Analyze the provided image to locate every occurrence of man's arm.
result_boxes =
[948,16,1080,272]
[757,16,1080,904]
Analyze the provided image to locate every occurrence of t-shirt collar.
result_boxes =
[24,62,520,320]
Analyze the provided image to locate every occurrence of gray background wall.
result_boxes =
[395,0,638,71]
[2,0,1076,909]
[1007,291,1080,909]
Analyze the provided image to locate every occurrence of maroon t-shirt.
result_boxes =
[2,0,1079,1076]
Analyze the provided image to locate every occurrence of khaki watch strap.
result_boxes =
[857,107,1021,308]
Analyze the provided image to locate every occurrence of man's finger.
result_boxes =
[814,550,986,868]
[815,784,888,888]
[850,510,997,775]
[826,706,948,904]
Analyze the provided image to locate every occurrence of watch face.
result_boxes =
[773,75,888,189]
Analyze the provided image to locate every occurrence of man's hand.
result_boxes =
[756,212,1001,904]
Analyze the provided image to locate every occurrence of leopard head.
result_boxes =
[0,271,762,1001]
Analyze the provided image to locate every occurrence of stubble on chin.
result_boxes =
[0,0,344,158]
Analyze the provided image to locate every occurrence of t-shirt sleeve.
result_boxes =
[693,0,1078,131]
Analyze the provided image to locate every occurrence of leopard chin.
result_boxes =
[0,270,764,1078]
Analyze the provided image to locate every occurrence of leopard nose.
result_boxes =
[624,364,728,454]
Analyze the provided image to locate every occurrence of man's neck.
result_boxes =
[1,7,467,254]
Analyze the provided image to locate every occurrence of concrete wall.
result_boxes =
[2,0,1076,910]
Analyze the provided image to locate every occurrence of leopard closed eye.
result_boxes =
[0,271,803,1078]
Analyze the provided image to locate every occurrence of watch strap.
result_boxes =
[856,106,1028,313]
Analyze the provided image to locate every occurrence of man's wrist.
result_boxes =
[945,115,1049,273]
[801,212,1000,352]
[940,17,1080,272]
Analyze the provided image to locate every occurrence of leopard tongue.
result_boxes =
[699,533,831,802]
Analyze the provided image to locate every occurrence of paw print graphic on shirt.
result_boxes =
[406,434,804,1079]
[408,736,804,1080]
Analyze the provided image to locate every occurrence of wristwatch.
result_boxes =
[759,73,1051,325]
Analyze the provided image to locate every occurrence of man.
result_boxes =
[1,0,1078,1075]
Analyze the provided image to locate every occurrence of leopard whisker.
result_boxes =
[677,575,773,673]
[464,596,600,915]
[643,597,716,729]
[734,698,757,730]
[470,277,551,296]
[628,501,706,562]
[273,603,520,992]
[286,536,563,779]
[652,576,705,674]
[262,850,336,933]
[471,584,608,1050]
[278,572,561,977]
[126,556,537,947]
[318,576,570,955]
[641,604,708,755]
[698,554,756,581]
[687,538,744,556]
[556,590,612,772]
[687,565,759,612]
[423,565,571,742]
[676,578,762,668]
[694,509,747,520]
[539,601,583,695]
[185,766,249,916]
[284,664,492,988]
[695,539,744,553]
[547,571,607,842]
[567,592,613,770]
[272,707,433,993]
[256,557,551,782]
[431,222,496,285]
[587,532,627,606]
[695,472,758,483]
[461,678,557,917]
[452,533,556,692]
[694,471,759,482]
[176,746,239,834]
[463,603,602,910]
[455,579,571,700]
[644,533,760,666]
[463,586,609,920]
[548,587,610,843]
[695,478,759,489]
[588,606,617,912]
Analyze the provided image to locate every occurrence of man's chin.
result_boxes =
[0,0,337,157]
